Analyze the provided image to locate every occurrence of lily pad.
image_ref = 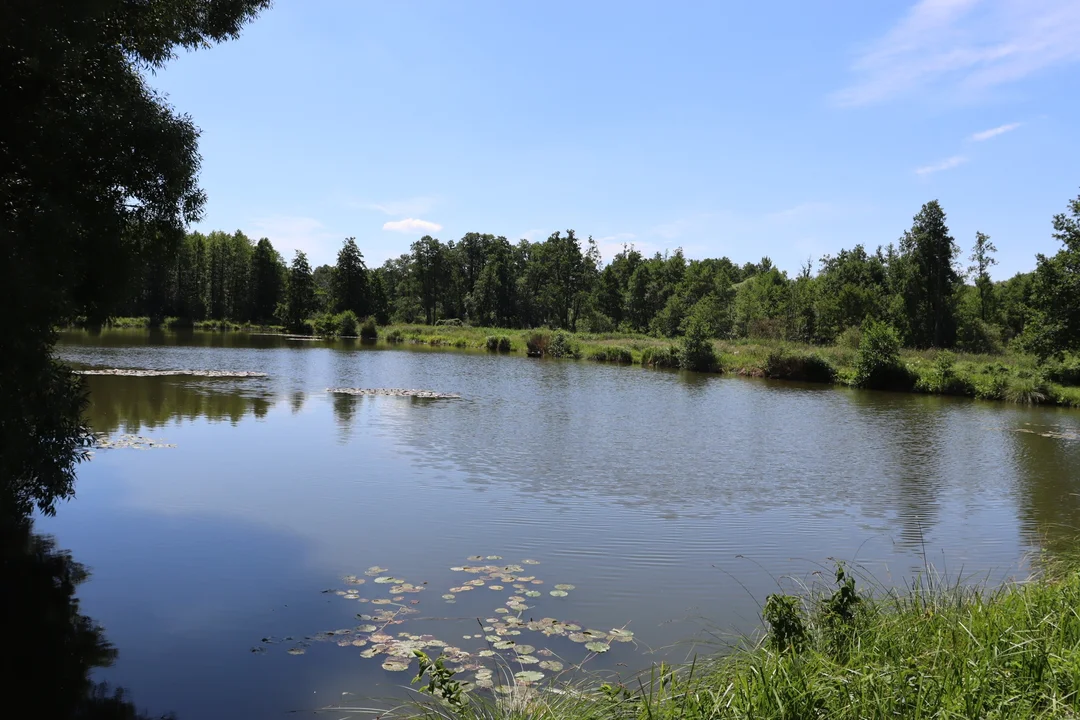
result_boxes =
[522,559,540,565]
[538,660,564,671]
[356,624,377,633]
[514,644,536,655]
[549,590,568,597]
[516,655,539,665]
[568,633,588,643]
[287,647,306,655]
[514,671,544,684]
[525,590,542,598]
[442,594,456,600]
[382,659,410,672]
[373,576,403,584]
[495,608,509,614]
[554,584,575,591]
[609,628,634,642]
[365,566,388,576]
[585,642,610,653]
[488,585,504,591]
[486,555,502,560]
[371,598,392,605]
[467,555,484,561]
[493,640,516,649]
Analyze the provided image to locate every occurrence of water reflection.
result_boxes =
[83,375,275,435]
[1009,415,1080,560]
[2,513,170,719]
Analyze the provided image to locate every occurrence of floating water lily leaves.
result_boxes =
[515,671,544,684]
[356,624,377,633]
[522,559,540,565]
[514,644,536,655]
[609,628,634,642]
[525,590,542,598]
[365,566,388,576]
[287,647,306,655]
[492,640,515,650]
[467,555,484,561]
[442,594,456,600]
[553,584,575,591]
[373,576,403,584]
[549,590,568,597]
[488,585,504,591]
[568,633,588,643]
[382,659,410,672]
[538,660,563,671]
[585,642,610,653]
[516,655,539,665]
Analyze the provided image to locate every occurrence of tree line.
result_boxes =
[115,196,1080,359]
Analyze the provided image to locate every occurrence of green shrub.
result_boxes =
[588,346,633,364]
[764,347,836,383]
[914,351,975,396]
[337,310,359,336]
[837,325,862,351]
[485,335,512,352]
[1005,372,1049,405]
[547,331,581,359]
[359,317,378,340]
[642,345,679,369]
[385,328,403,343]
[853,320,915,390]
[677,316,720,372]
[313,312,338,338]
[526,331,550,357]
[433,318,463,327]
[957,316,1003,354]
[1043,356,1080,386]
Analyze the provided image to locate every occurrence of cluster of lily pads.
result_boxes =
[77,368,266,377]
[259,556,634,692]
[327,387,462,399]
[93,433,176,450]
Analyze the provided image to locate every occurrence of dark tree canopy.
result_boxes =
[1,0,270,515]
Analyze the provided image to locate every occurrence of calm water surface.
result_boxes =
[42,330,1080,718]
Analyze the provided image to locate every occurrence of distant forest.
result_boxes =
[113,195,1080,358]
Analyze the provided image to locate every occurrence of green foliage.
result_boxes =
[359,317,378,340]
[337,310,359,337]
[485,335,512,352]
[547,331,582,359]
[914,351,975,395]
[588,346,633,364]
[281,251,316,333]
[763,594,808,653]
[896,200,962,348]
[412,651,468,713]
[854,320,915,390]
[763,347,836,383]
[642,345,680,369]
[313,312,338,338]
[526,331,550,357]
[1023,193,1080,359]
[677,315,720,372]
[385,328,404,343]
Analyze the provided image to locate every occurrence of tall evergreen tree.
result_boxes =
[331,238,370,317]
[282,251,316,332]
[898,201,961,348]
[968,231,998,323]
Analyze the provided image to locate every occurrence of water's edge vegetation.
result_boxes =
[72,322,1080,408]
[391,561,1080,720]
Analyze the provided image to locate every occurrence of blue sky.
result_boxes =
[153,0,1080,278]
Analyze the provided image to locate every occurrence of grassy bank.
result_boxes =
[398,564,1080,719]
[76,319,1080,407]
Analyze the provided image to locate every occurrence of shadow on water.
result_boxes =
[1,512,172,719]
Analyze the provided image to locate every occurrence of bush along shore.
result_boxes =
[394,562,1080,720]
[75,318,1080,408]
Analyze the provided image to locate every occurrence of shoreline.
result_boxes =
[63,322,1080,408]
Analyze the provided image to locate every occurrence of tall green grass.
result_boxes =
[398,563,1080,720]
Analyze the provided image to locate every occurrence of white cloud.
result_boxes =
[382,218,443,234]
[833,0,1080,106]
[970,121,1021,140]
[247,215,341,266]
[915,155,968,175]
[363,196,440,216]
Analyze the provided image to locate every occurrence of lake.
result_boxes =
[42,329,1080,719]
